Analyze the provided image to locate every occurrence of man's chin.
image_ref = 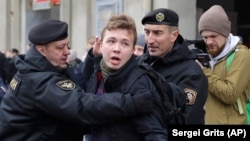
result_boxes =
[208,51,218,57]
[149,51,159,57]
[58,64,68,69]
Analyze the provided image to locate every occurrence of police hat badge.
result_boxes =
[156,12,165,22]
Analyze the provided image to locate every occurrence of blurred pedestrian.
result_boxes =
[134,34,145,56]
[0,52,8,102]
[5,48,19,83]
[67,49,81,69]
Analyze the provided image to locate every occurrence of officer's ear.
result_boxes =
[36,45,46,56]
[170,29,179,43]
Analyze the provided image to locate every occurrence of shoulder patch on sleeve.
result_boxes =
[56,80,76,90]
[10,77,21,95]
[184,88,197,105]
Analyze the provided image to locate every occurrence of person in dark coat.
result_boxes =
[4,48,19,83]
[134,34,146,56]
[0,19,154,141]
[139,8,208,124]
[0,52,8,101]
[83,14,168,141]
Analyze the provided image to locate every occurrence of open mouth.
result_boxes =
[111,56,120,60]
[110,56,120,65]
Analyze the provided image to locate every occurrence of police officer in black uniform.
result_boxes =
[0,20,153,141]
[139,8,208,124]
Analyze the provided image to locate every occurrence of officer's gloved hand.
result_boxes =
[130,88,153,115]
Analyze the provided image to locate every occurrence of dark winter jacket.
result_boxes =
[139,35,208,124]
[0,53,8,102]
[0,47,153,141]
[84,55,167,141]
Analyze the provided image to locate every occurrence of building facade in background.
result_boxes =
[0,0,245,58]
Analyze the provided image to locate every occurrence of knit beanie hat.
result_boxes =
[198,5,231,37]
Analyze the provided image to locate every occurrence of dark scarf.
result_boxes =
[100,59,116,80]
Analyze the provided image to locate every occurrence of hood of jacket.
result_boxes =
[209,34,241,69]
